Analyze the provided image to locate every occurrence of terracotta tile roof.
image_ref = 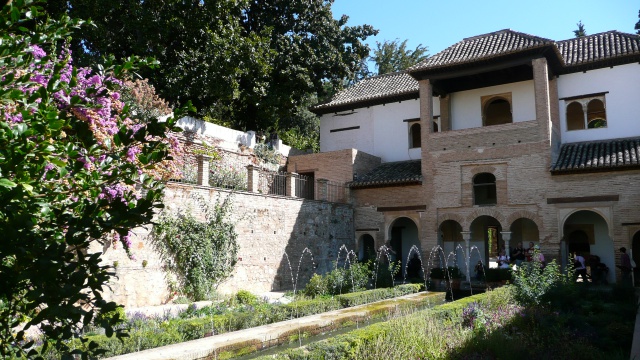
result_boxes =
[312,30,640,113]
[408,29,555,73]
[551,137,640,174]
[311,71,418,114]
[350,160,422,188]
[557,31,640,67]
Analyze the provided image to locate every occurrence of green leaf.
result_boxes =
[0,178,17,188]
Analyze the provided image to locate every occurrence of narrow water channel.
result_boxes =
[234,293,448,360]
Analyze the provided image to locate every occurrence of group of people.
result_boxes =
[511,241,545,266]
[474,241,545,280]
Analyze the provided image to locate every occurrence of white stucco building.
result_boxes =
[290,29,640,284]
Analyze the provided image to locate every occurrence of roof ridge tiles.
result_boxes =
[315,29,639,113]
[557,30,640,44]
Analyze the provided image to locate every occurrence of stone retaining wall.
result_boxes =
[93,183,354,308]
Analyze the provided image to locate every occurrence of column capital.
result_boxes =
[500,231,512,241]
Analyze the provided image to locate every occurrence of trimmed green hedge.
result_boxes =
[335,284,422,308]
[44,285,424,358]
[254,287,510,360]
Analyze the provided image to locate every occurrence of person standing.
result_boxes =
[574,252,587,283]
[619,247,633,286]
[513,242,526,266]
[525,242,535,262]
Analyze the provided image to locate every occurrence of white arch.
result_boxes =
[558,207,612,240]
[384,215,420,242]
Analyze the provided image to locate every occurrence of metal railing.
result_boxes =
[171,154,198,184]
[257,170,287,196]
[295,173,314,200]
[169,156,349,204]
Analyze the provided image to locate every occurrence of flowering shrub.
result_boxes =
[151,194,239,301]
[209,160,247,190]
[0,1,189,358]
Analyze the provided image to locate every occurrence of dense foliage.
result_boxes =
[369,39,428,75]
[511,256,573,306]
[0,1,188,358]
[151,194,239,301]
[43,0,377,135]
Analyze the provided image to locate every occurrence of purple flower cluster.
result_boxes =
[99,184,130,205]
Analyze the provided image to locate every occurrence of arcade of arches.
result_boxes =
[356,208,634,284]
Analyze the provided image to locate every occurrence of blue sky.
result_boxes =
[332,0,639,56]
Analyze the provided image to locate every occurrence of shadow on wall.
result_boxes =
[273,200,355,293]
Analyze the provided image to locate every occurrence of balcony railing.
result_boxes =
[169,157,348,204]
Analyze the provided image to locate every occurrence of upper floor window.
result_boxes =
[565,94,607,131]
[473,173,496,205]
[482,93,512,126]
[409,122,421,148]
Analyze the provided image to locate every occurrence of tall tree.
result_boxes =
[1,1,187,357]
[574,20,587,38]
[636,10,640,35]
[44,0,377,132]
[371,39,428,75]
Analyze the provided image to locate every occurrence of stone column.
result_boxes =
[197,155,211,186]
[419,79,433,146]
[316,178,328,201]
[286,173,297,197]
[461,231,472,282]
[246,165,259,193]
[501,231,512,257]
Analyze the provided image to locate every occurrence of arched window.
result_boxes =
[587,99,607,128]
[482,93,512,127]
[566,101,584,130]
[564,94,607,131]
[409,123,421,148]
[473,173,497,205]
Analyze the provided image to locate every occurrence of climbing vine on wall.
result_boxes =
[151,194,238,300]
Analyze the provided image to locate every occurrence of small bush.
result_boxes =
[512,258,572,306]
[94,306,127,327]
[235,290,259,305]
[374,261,400,288]
[303,274,328,298]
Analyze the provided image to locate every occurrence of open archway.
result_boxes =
[388,217,420,278]
[439,219,463,266]
[357,234,375,262]
[563,210,613,283]
[470,216,502,268]
[509,217,540,251]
